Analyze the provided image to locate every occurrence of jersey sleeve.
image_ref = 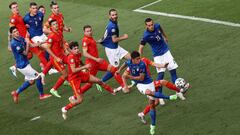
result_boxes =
[12,43,24,54]
[155,23,161,30]
[9,17,16,26]
[140,36,147,45]
[67,55,75,65]
[110,25,117,36]
[23,15,28,24]
[142,57,153,66]
[46,34,54,46]
[82,38,89,49]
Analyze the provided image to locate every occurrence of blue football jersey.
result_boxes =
[24,11,44,39]
[140,23,169,57]
[101,20,119,49]
[125,59,153,84]
[11,37,29,69]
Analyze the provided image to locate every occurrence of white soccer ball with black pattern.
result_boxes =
[175,78,186,89]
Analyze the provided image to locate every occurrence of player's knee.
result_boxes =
[109,66,118,74]
[29,80,35,85]
[145,90,152,95]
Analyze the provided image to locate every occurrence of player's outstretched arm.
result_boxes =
[41,43,61,63]
[112,34,128,43]
[70,63,91,73]
[159,26,168,43]
[116,62,127,74]
[82,47,103,63]
[138,44,145,56]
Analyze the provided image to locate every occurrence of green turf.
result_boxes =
[0,0,240,135]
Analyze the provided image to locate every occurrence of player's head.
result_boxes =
[69,41,80,54]
[131,51,141,64]
[9,26,19,38]
[109,9,118,22]
[49,19,58,31]
[29,2,38,15]
[83,25,93,37]
[50,1,60,14]
[38,5,46,15]
[9,2,19,14]
[145,18,154,32]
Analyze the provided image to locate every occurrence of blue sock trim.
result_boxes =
[150,109,156,125]
[101,71,113,82]
[170,69,178,83]
[157,72,164,93]
[154,92,170,99]
[36,78,44,95]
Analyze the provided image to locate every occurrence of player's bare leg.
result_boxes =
[62,94,84,120]
[88,75,115,95]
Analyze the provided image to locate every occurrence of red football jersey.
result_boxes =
[141,57,153,75]
[67,53,81,80]
[48,13,64,32]
[46,31,64,57]
[82,36,99,63]
[9,14,27,37]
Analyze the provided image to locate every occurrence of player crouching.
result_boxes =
[9,26,51,103]
[61,42,116,120]
[121,51,177,135]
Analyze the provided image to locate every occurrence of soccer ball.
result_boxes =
[175,78,186,89]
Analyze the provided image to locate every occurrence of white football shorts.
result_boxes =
[105,46,128,67]
[154,50,178,73]
[136,82,155,100]
[17,64,40,81]
[31,33,47,43]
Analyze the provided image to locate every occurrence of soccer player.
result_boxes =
[41,19,69,98]
[38,5,46,15]
[43,1,71,34]
[8,1,29,77]
[80,25,124,93]
[139,18,189,104]
[23,2,50,71]
[122,51,177,135]
[9,26,51,103]
[61,42,115,120]
[98,9,131,86]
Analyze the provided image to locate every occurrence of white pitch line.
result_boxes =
[133,9,240,28]
[30,116,41,121]
[137,0,162,10]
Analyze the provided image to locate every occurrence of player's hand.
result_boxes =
[84,64,91,69]
[25,24,30,28]
[96,58,104,63]
[68,27,72,32]
[122,34,128,39]
[163,63,169,68]
[55,57,62,63]
[115,70,120,75]
[97,39,103,44]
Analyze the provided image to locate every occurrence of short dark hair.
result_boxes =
[9,2,17,9]
[50,1,58,8]
[49,19,57,26]
[109,8,117,15]
[69,41,79,49]
[145,18,153,24]
[9,26,17,34]
[30,2,37,8]
[131,51,140,59]
[38,5,45,10]
[83,25,92,31]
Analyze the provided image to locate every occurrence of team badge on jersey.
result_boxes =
[83,42,87,47]
[70,59,74,63]
[10,19,15,23]
[112,29,116,33]
[16,46,21,51]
